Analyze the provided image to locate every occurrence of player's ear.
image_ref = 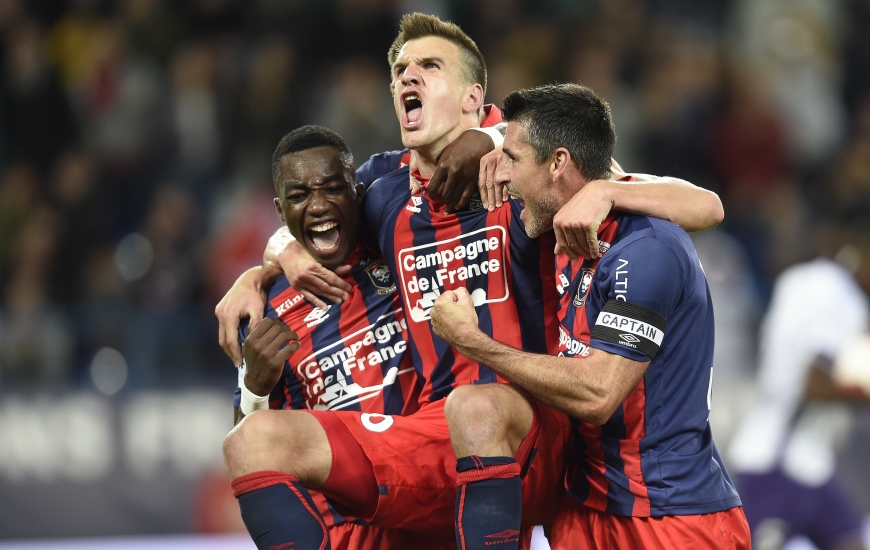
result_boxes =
[355,183,365,202]
[274,197,286,223]
[550,148,573,182]
[462,82,484,115]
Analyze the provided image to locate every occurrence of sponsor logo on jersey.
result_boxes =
[573,268,595,307]
[295,309,414,410]
[397,226,509,322]
[275,293,305,315]
[559,327,590,357]
[614,258,628,301]
[365,261,396,295]
[598,241,611,255]
[304,306,331,327]
[406,195,423,213]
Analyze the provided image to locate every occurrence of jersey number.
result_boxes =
[361,413,394,433]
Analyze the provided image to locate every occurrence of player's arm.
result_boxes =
[429,124,506,213]
[553,165,723,261]
[432,288,648,424]
[234,318,299,425]
[217,265,281,365]
[804,362,870,402]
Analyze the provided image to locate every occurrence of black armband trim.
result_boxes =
[591,299,667,359]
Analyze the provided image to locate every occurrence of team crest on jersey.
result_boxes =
[365,261,396,295]
[573,268,595,307]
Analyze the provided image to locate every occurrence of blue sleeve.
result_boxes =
[360,170,408,255]
[587,236,684,362]
[355,150,406,189]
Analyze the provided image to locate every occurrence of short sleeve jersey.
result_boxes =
[558,212,741,517]
[362,168,560,406]
[234,247,421,416]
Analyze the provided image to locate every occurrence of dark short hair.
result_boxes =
[502,83,615,181]
[271,125,354,190]
[388,12,486,96]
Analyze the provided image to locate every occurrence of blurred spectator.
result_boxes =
[308,55,397,164]
[230,37,301,182]
[170,41,221,181]
[125,185,209,385]
[1,18,78,173]
[728,217,870,550]
[0,205,73,385]
[732,0,848,171]
[46,149,111,306]
[120,0,184,64]
[567,34,643,169]
[0,164,39,289]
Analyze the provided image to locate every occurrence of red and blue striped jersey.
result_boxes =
[234,247,421,416]
[558,212,741,517]
[362,168,560,406]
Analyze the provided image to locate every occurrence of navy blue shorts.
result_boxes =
[737,469,863,548]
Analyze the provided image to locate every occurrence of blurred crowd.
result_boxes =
[0,0,869,398]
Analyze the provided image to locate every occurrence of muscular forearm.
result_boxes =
[453,331,643,424]
[611,177,724,231]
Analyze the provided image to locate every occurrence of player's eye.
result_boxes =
[286,192,306,202]
[326,185,345,195]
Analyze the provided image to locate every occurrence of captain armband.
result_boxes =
[591,299,667,360]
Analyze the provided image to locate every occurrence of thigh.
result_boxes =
[314,401,458,535]
[519,400,572,526]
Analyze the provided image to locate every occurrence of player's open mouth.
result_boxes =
[307,221,341,252]
[402,93,423,128]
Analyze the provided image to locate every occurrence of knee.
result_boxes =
[223,410,331,484]
[223,410,278,476]
[445,384,532,455]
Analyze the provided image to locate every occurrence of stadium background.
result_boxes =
[0,0,868,547]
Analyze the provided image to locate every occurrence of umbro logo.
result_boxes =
[484,529,520,545]
[620,333,640,343]
[304,306,330,327]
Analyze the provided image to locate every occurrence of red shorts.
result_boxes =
[306,492,448,550]
[307,396,570,537]
[549,495,751,550]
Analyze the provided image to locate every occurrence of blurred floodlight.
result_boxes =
[114,232,154,281]
[90,347,128,396]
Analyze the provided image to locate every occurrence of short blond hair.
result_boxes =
[387,13,486,95]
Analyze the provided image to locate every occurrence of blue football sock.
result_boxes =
[455,456,522,550]
[232,470,331,550]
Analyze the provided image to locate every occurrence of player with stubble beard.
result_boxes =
[431,83,750,550]
[221,14,727,550]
